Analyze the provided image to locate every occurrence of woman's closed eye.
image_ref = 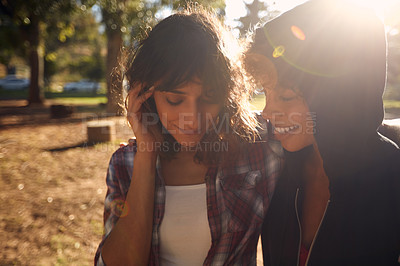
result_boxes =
[166,96,184,106]
[280,95,297,101]
[201,90,219,104]
[201,95,218,104]
[280,89,299,102]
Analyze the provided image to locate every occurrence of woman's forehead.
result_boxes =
[160,80,203,95]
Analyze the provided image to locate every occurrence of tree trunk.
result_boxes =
[7,65,16,75]
[27,15,44,105]
[106,29,124,115]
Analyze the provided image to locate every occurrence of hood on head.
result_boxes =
[249,0,387,176]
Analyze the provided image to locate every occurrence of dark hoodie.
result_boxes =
[250,0,400,265]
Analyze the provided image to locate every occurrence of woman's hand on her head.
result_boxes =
[126,84,156,152]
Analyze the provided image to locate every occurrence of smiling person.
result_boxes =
[245,0,400,265]
[94,6,283,266]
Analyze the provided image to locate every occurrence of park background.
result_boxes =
[1,0,399,265]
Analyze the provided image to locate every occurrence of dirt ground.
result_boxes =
[0,101,134,265]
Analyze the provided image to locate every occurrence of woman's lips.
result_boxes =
[175,125,201,135]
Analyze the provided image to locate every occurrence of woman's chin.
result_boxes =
[173,136,202,148]
[281,139,311,152]
[172,133,205,147]
[179,141,199,148]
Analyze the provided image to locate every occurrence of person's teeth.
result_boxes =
[275,125,299,134]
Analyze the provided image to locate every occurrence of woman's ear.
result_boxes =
[244,53,278,90]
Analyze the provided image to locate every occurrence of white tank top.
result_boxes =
[159,183,211,266]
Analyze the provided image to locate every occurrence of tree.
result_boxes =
[236,0,278,36]
[163,0,225,14]
[43,6,105,86]
[99,0,134,114]
[0,13,26,74]
[385,3,400,100]
[0,0,78,105]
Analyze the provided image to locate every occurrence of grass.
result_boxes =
[250,94,266,111]
[45,91,107,105]
[44,91,106,98]
[0,88,107,104]
[0,88,28,99]
[48,97,107,105]
[383,100,400,109]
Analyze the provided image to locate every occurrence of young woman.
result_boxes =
[245,0,400,265]
[94,6,282,266]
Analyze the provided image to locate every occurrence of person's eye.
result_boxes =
[201,90,218,104]
[166,97,183,106]
[204,89,216,97]
[201,97,218,104]
[280,95,297,102]
[280,89,298,101]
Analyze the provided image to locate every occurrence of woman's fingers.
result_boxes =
[137,86,155,106]
[129,87,155,114]
[126,84,142,110]
[126,86,155,131]
[129,83,142,99]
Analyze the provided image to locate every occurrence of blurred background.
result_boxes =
[0,0,399,265]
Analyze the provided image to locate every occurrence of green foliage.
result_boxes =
[0,87,28,99]
[385,3,400,101]
[44,7,106,83]
[1,0,77,48]
[0,16,25,67]
[0,0,81,103]
[236,0,278,36]
[97,0,226,45]
[163,0,226,15]
[98,0,159,45]
[74,52,105,82]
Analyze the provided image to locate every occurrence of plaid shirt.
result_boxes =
[95,137,283,266]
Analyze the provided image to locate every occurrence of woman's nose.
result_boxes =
[262,97,283,123]
[184,113,199,130]
[261,96,272,121]
[180,102,200,130]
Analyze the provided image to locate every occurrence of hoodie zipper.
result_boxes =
[304,200,330,266]
[294,188,302,266]
[295,188,331,266]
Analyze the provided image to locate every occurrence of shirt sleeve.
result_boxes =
[94,145,135,265]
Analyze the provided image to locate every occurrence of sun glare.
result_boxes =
[345,0,398,19]
[291,25,306,40]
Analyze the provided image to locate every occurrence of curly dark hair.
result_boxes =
[123,5,258,165]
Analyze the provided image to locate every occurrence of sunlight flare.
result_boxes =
[291,25,306,40]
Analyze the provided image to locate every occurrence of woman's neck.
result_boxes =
[301,143,329,188]
[160,149,208,186]
[299,143,331,249]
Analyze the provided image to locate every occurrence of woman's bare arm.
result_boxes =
[101,150,156,265]
[101,85,156,265]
